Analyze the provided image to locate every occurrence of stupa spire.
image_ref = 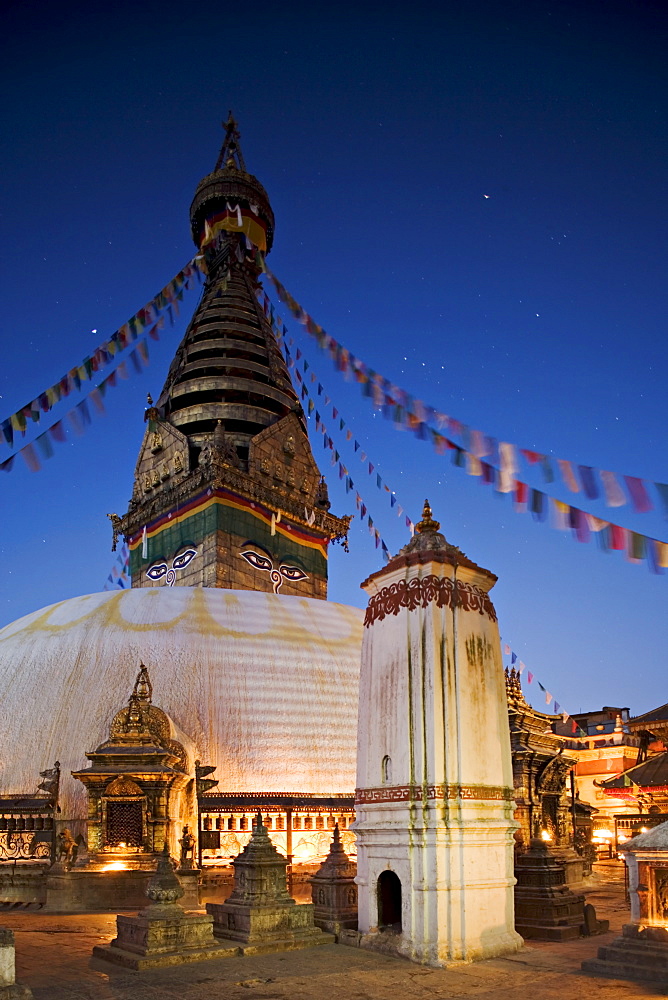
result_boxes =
[111,118,351,597]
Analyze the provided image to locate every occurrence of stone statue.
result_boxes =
[179,824,196,868]
[56,828,79,869]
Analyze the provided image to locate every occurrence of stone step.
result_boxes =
[582,957,668,985]
[598,942,668,969]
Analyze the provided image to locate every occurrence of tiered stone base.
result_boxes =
[207,900,334,954]
[514,839,607,941]
[93,909,237,970]
[515,884,587,941]
[582,923,668,984]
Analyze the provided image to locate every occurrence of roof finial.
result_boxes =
[133,662,153,704]
[415,499,441,534]
[214,112,247,173]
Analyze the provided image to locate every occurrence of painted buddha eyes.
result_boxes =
[147,563,168,581]
[172,548,197,571]
[241,550,273,572]
[146,547,198,585]
[240,547,308,592]
[279,565,307,582]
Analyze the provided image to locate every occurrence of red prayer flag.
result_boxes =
[608,523,626,550]
[520,449,542,465]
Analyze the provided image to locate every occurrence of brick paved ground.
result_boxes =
[1,861,661,1000]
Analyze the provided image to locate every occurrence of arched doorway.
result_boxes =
[377,870,402,932]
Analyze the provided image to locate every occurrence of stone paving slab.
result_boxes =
[1,862,662,1000]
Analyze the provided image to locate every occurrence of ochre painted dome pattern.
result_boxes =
[0,588,363,818]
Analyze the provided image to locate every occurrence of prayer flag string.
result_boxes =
[258,272,667,574]
[276,325,413,558]
[0,257,204,451]
[259,263,667,520]
[103,543,130,591]
[502,643,586,736]
[0,331,156,475]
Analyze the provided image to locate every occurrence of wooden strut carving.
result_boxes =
[364,575,497,627]
[356,783,512,804]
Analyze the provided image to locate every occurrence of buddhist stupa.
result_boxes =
[0,118,361,857]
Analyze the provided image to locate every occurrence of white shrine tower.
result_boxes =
[354,501,522,965]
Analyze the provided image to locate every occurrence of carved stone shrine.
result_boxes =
[583,820,668,984]
[309,822,357,937]
[207,812,332,953]
[505,666,584,891]
[47,665,199,912]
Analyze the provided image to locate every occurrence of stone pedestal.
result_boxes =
[514,840,594,940]
[207,813,333,954]
[309,824,358,937]
[93,845,233,970]
[582,820,668,984]
[0,928,32,999]
[355,503,522,966]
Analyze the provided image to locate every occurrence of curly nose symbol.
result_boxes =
[270,569,282,593]
[166,568,176,586]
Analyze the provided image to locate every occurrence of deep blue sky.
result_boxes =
[1,0,666,716]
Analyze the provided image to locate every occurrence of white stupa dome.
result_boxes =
[0,587,363,819]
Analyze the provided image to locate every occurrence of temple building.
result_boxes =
[0,118,361,865]
[505,667,578,851]
[596,702,668,848]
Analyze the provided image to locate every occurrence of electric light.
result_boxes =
[540,830,551,841]
[641,827,649,834]
[102,861,127,871]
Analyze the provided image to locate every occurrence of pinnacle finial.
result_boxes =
[215,112,247,173]
[415,499,441,534]
[147,392,153,406]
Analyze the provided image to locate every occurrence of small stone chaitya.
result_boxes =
[93,844,233,970]
[309,822,357,937]
[207,812,332,953]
